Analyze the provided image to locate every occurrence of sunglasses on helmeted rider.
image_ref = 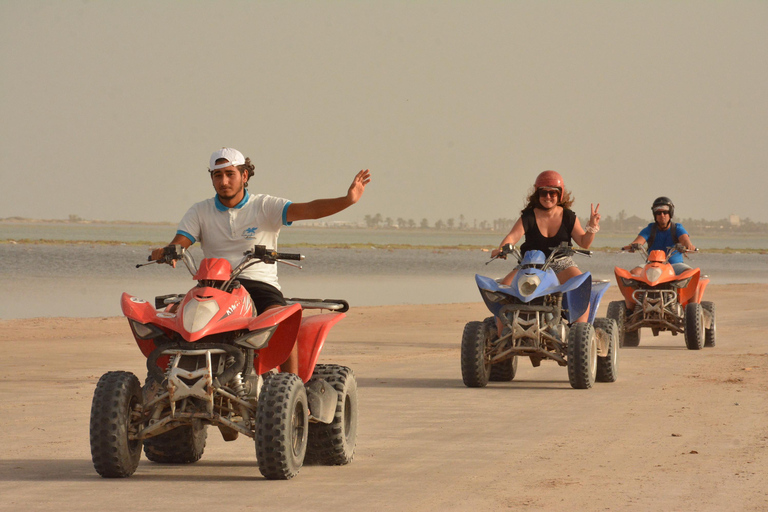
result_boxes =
[538,189,559,198]
[654,210,670,217]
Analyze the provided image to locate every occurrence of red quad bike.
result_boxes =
[609,243,715,350]
[89,244,358,480]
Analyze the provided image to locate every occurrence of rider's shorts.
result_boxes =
[549,256,577,275]
[238,279,287,315]
[672,262,692,275]
[515,256,577,275]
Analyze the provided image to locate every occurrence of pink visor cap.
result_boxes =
[209,148,246,171]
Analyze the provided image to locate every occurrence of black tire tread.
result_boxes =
[461,321,491,387]
[306,364,358,465]
[484,317,517,381]
[143,423,207,464]
[606,301,627,348]
[684,302,704,350]
[255,372,308,480]
[567,323,597,389]
[594,318,619,383]
[90,371,143,478]
[702,301,716,348]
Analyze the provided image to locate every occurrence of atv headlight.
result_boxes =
[182,299,220,333]
[645,267,663,283]
[620,277,640,289]
[129,319,165,340]
[234,326,277,350]
[517,274,541,296]
[670,276,692,289]
[481,289,508,303]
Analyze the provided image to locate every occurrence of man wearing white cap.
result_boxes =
[151,147,372,373]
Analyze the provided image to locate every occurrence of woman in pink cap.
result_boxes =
[491,170,601,323]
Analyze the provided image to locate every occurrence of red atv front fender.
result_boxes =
[252,304,303,375]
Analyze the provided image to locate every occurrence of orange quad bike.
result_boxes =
[608,243,715,350]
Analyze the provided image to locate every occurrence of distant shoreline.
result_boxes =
[2,218,766,252]
[2,217,766,236]
[1,238,765,254]
[0,217,175,226]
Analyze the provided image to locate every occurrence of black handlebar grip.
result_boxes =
[276,252,303,261]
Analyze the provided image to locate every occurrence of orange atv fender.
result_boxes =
[614,267,639,309]
[296,313,346,382]
[252,304,303,374]
[676,268,701,306]
[695,275,710,303]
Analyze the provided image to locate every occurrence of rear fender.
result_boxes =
[696,275,710,303]
[562,273,592,323]
[296,313,346,382]
[252,304,303,374]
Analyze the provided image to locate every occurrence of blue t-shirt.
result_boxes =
[638,222,688,264]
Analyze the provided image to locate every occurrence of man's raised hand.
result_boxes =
[347,169,372,204]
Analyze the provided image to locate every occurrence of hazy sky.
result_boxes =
[2,1,767,225]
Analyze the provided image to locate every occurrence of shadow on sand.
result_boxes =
[357,377,575,390]
[0,459,271,482]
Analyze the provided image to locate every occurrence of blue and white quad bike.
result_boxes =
[461,242,619,390]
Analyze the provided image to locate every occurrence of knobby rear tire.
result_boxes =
[606,301,629,348]
[484,317,517,381]
[143,422,208,464]
[306,364,358,466]
[701,301,716,348]
[594,318,619,383]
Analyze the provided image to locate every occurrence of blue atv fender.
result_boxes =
[587,279,611,324]
[475,271,594,323]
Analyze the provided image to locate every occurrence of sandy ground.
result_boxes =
[0,284,766,512]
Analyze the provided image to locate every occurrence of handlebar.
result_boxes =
[137,244,186,268]
[486,243,520,265]
[248,245,305,264]
[621,243,698,263]
[487,242,590,266]
[138,243,309,296]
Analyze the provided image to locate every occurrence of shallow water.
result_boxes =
[3,223,768,249]
[1,243,766,319]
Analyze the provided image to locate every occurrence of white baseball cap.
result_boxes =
[209,147,245,171]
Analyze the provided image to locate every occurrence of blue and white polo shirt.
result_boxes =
[176,190,292,289]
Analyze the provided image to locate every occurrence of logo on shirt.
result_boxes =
[242,226,259,239]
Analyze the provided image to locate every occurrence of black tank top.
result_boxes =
[519,208,576,258]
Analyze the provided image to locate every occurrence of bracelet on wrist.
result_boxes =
[585,225,599,234]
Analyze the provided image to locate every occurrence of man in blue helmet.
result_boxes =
[622,196,697,274]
